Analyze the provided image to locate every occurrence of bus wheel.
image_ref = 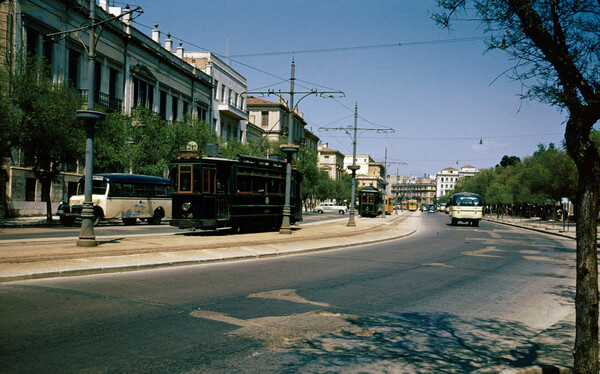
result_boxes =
[92,213,101,226]
[122,218,137,225]
[473,220,480,227]
[149,213,162,225]
[60,216,75,226]
[451,218,458,226]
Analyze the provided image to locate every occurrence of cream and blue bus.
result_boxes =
[448,192,483,226]
[57,173,171,226]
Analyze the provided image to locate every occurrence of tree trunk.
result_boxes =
[565,115,600,373]
[573,169,599,374]
[41,178,53,223]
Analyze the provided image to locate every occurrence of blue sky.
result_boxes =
[126,0,567,176]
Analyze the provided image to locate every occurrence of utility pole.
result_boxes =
[246,58,344,144]
[319,105,394,226]
[246,58,344,233]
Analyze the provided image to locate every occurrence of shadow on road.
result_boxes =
[279,311,574,373]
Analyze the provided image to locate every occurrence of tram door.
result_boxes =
[216,165,229,220]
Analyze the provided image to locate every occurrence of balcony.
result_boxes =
[218,102,248,121]
[79,90,122,112]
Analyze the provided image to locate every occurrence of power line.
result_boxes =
[229,37,485,58]
[354,133,563,140]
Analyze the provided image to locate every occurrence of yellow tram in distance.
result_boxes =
[407,199,418,211]
[384,196,393,215]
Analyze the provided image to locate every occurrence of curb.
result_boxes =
[484,218,576,240]
[0,215,418,283]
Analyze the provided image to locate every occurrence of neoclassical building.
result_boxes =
[435,165,479,198]
[0,0,213,216]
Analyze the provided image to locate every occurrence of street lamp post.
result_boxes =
[279,144,299,234]
[77,0,105,247]
[347,165,359,227]
[76,110,105,247]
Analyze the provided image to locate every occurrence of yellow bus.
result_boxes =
[407,199,418,211]
[448,192,483,226]
[401,201,407,210]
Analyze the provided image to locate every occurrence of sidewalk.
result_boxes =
[0,212,419,283]
[484,215,582,241]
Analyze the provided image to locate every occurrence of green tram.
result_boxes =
[358,186,383,217]
[169,150,302,232]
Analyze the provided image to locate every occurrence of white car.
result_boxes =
[315,202,348,214]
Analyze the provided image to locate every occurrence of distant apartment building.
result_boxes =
[392,175,436,206]
[246,96,319,152]
[343,154,385,189]
[183,51,248,143]
[317,143,345,181]
[435,165,479,198]
[0,0,213,217]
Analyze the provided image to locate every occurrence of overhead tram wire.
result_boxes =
[355,133,564,140]
[130,20,484,89]
[228,37,485,58]
[130,19,292,84]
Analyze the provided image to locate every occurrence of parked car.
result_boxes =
[314,202,348,214]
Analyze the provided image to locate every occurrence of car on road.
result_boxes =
[314,202,348,214]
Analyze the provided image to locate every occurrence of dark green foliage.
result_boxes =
[3,56,85,220]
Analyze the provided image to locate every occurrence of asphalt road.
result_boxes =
[0,213,576,373]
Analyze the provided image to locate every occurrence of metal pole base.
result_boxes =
[78,202,97,247]
[279,206,292,234]
[347,209,356,227]
[78,218,97,247]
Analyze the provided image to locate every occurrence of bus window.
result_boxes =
[109,182,122,197]
[121,183,133,196]
[133,183,146,196]
[156,184,169,197]
[78,179,107,195]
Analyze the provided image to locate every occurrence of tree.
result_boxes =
[434,2,600,371]
[497,155,521,168]
[0,65,18,162]
[122,109,217,177]
[94,112,131,173]
[7,56,85,221]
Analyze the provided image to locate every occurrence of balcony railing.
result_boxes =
[79,89,123,112]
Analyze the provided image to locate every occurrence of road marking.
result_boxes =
[422,263,455,268]
[462,246,503,258]
[248,289,330,307]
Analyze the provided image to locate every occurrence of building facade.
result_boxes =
[343,154,385,189]
[246,95,318,151]
[0,0,213,217]
[435,165,480,198]
[392,175,437,207]
[183,51,248,143]
[317,143,345,181]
